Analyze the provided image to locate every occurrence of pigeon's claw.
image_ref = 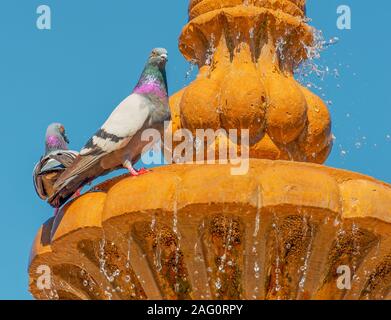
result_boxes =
[137,167,150,175]
[128,167,150,177]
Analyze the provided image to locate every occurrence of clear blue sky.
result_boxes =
[0,0,389,299]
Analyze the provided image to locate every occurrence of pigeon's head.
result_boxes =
[46,123,70,151]
[148,48,168,69]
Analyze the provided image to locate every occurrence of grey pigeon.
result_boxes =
[49,48,171,208]
[33,123,79,202]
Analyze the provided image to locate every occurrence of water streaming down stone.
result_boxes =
[28,0,391,300]
[251,186,262,297]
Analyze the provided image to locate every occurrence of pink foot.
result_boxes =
[54,208,59,216]
[128,167,150,177]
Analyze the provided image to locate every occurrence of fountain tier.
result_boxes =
[29,160,391,300]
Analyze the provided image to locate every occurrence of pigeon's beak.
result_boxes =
[63,133,70,144]
[161,54,168,62]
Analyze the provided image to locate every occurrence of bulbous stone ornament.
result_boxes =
[170,0,331,163]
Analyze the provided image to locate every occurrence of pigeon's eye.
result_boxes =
[59,126,65,134]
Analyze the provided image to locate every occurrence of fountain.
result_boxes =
[29,0,391,300]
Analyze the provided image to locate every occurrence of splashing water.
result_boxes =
[185,60,197,80]
[172,188,183,293]
[253,186,262,238]
[275,37,287,63]
[43,283,59,300]
[154,233,162,273]
[298,215,314,293]
[99,238,120,284]
[205,34,216,67]
[252,186,262,291]
[272,213,282,295]
[249,27,255,40]
[295,28,340,105]
[151,213,163,273]
[104,289,113,300]
[215,278,222,290]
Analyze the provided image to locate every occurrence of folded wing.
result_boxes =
[33,150,79,200]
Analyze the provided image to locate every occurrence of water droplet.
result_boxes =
[215,278,222,290]
[249,27,255,39]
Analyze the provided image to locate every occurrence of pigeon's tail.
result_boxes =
[48,173,92,208]
[47,154,111,208]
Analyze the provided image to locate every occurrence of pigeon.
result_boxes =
[33,123,79,205]
[49,48,171,208]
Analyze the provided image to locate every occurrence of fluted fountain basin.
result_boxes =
[29,159,391,300]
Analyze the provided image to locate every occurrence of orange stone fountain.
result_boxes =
[29,0,391,300]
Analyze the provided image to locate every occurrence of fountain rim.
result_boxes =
[29,159,391,266]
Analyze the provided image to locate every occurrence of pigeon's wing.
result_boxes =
[50,94,150,207]
[57,93,150,183]
[48,150,79,169]
[33,150,78,200]
[33,158,47,200]
[53,154,105,188]
[79,93,150,157]
[40,158,63,173]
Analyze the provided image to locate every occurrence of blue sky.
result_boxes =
[0,1,389,299]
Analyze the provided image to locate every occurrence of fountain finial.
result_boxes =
[170,0,332,163]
